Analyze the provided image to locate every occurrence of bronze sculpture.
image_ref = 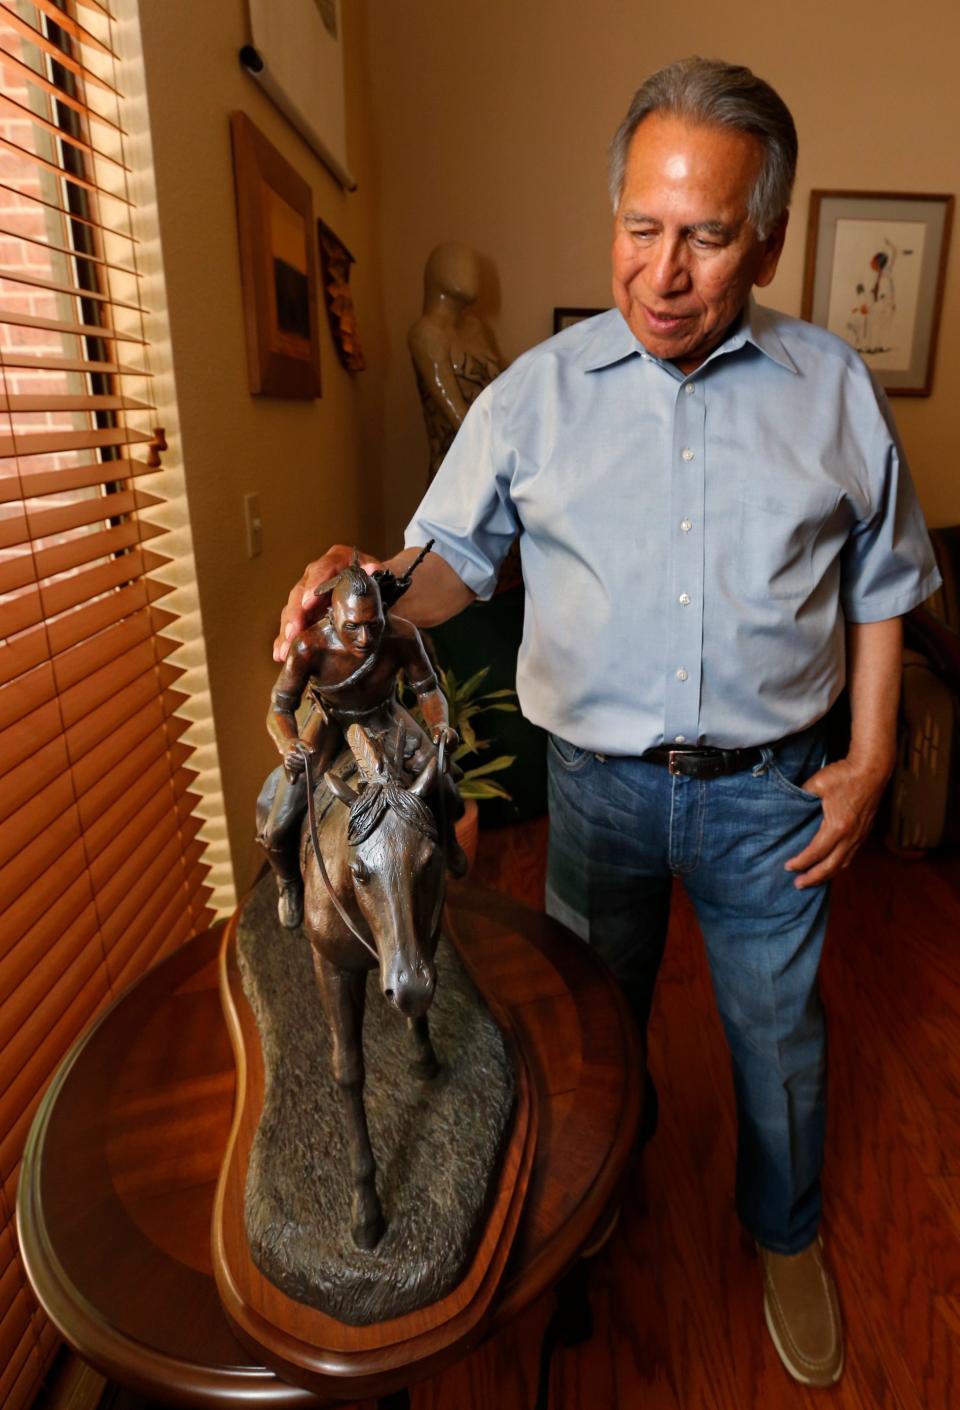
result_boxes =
[298,721,445,1248]
[254,552,476,1250]
[256,551,467,932]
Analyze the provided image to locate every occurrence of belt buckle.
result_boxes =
[668,750,682,776]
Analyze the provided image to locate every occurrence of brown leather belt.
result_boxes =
[640,745,764,779]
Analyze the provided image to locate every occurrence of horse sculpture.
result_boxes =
[299,721,446,1249]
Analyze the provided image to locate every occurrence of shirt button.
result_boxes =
[678,592,691,606]
[675,734,686,743]
[684,384,694,396]
[676,668,688,682]
[680,518,692,532]
[681,448,695,461]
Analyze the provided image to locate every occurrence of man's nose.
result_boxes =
[647,239,689,295]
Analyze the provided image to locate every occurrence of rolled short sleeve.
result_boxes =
[840,390,941,623]
[404,387,519,601]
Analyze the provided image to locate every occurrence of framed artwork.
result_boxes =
[316,219,366,371]
[802,190,954,396]
[230,111,322,399]
[553,306,605,335]
[240,0,356,191]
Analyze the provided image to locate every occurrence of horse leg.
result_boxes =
[312,951,385,1249]
[406,1014,438,1079]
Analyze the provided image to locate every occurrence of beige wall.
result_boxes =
[138,0,387,888]
[362,0,960,543]
[138,0,960,885]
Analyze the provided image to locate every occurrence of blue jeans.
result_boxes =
[546,723,831,1254]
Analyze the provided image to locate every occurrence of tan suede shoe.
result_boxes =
[758,1236,844,1387]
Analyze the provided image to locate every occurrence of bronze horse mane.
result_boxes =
[345,778,438,847]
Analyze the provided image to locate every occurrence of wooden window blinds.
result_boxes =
[0,3,216,1405]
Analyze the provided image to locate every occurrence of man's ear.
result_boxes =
[755,209,789,289]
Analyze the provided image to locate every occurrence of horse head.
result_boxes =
[324,725,444,1017]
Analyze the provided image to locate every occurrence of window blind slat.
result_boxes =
[0,178,134,245]
[93,808,203,928]
[106,851,210,980]
[0,1306,36,1405]
[0,1242,20,1323]
[3,1348,44,1410]
[1,487,161,550]
[88,780,196,891]
[0,731,69,826]
[0,131,130,205]
[0,307,144,342]
[0,4,120,97]
[0,661,52,732]
[0,908,101,1076]
[48,579,174,661]
[100,836,207,960]
[2,393,154,415]
[0,697,60,782]
[0,582,173,695]
[0,873,96,997]
[0,267,145,314]
[113,883,214,997]
[76,735,193,834]
[56,626,178,718]
[0,353,147,379]
[0,426,154,460]
[83,759,198,867]
[54,606,179,704]
[0,839,87,961]
[65,678,186,776]
[0,225,140,282]
[0,620,49,683]
[0,964,112,1176]
[0,806,81,916]
[0,45,123,135]
[26,0,119,60]
[0,89,127,172]
[0,456,158,504]
[0,771,75,870]
[35,516,164,580]
[70,699,188,799]
[38,546,172,621]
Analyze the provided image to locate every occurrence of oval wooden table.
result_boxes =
[17,885,642,1407]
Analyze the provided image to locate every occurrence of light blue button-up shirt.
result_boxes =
[405,300,940,754]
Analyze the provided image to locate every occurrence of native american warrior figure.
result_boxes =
[256,551,468,928]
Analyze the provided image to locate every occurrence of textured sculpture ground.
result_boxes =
[237,877,515,1325]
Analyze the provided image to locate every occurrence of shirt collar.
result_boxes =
[578,296,799,376]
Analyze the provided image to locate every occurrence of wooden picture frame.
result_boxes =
[230,111,322,398]
[802,190,954,396]
[552,306,605,335]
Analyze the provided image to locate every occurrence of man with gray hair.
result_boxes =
[275,58,939,1386]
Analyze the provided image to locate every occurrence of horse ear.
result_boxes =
[408,755,438,798]
[325,772,358,806]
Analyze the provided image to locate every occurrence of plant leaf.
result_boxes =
[459,779,513,800]
[461,754,515,779]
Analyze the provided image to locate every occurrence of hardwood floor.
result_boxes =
[410,821,960,1410]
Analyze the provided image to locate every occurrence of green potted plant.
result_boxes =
[403,664,518,871]
[437,664,518,871]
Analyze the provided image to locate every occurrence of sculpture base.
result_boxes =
[213,884,537,1396]
[235,876,515,1324]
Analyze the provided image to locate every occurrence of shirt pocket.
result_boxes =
[736,481,841,602]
